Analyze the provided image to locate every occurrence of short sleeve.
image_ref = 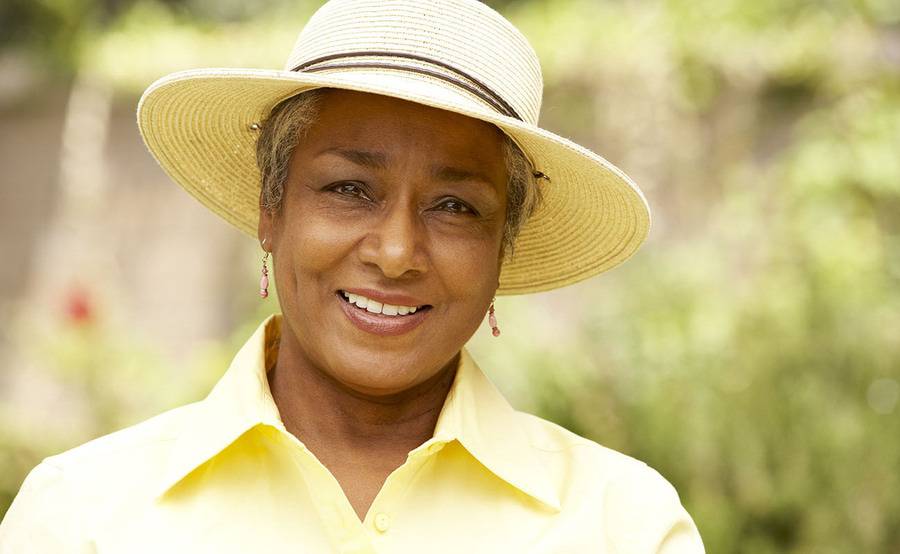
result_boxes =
[603,462,705,554]
[0,460,90,554]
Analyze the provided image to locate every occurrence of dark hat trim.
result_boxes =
[292,50,522,121]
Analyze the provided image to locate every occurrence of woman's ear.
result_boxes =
[258,205,275,249]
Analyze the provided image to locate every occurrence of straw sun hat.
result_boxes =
[137,0,651,295]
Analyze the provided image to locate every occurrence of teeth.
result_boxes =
[342,291,421,316]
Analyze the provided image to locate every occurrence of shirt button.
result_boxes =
[374,512,391,533]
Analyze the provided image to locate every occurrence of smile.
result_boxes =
[336,290,432,336]
[340,290,422,316]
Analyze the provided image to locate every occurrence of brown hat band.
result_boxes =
[291,51,523,121]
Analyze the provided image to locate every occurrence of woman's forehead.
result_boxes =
[303,89,507,166]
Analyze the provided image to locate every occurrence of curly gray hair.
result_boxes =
[256,89,542,258]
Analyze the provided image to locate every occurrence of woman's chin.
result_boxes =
[333,368,423,397]
[322,348,446,397]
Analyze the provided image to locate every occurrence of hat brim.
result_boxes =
[137,67,650,295]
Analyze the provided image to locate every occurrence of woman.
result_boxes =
[0,0,704,552]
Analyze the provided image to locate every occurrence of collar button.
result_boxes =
[374,512,391,533]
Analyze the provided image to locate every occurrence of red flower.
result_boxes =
[64,285,93,325]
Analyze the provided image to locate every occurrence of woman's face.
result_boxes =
[259,89,508,396]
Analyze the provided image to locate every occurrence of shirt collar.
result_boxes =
[155,313,561,511]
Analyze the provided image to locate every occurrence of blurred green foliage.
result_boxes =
[2,0,899,552]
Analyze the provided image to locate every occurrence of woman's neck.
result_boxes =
[267,331,459,456]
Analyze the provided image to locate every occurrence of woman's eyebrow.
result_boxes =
[316,146,498,190]
[316,147,388,169]
[432,165,496,189]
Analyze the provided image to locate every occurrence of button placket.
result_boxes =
[362,439,445,541]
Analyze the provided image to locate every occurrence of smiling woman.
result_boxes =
[0,0,703,552]
[261,90,513,395]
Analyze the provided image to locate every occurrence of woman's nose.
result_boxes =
[357,203,427,279]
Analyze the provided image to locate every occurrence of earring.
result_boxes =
[488,297,500,337]
[259,239,270,299]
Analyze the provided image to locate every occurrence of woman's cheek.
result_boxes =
[288,212,365,266]
[431,236,499,292]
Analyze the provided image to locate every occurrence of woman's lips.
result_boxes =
[336,292,431,336]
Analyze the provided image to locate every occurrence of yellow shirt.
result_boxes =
[0,314,703,553]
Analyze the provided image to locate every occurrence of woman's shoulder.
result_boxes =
[515,408,661,475]
[0,402,204,550]
[45,400,202,474]
[14,399,205,510]
[513,410,704,552]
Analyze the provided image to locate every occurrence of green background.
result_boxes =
[1,1,898,552]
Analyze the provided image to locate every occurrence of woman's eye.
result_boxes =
[436,198,477,215]
[329,181,368,198]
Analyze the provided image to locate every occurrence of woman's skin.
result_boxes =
[257,89,510,521]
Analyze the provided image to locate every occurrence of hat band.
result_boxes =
[291,51,522,121]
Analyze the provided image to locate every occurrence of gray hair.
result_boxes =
[256,89,542,258]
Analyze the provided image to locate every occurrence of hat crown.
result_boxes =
[284,0,544,125]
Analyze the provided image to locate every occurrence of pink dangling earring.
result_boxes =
[259,239,270,299]
[488,297,500,337]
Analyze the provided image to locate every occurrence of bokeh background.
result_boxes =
[1,0,899,551]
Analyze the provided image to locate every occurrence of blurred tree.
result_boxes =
[0,0,300,74]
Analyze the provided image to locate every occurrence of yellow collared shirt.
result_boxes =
[0,314,703,553]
